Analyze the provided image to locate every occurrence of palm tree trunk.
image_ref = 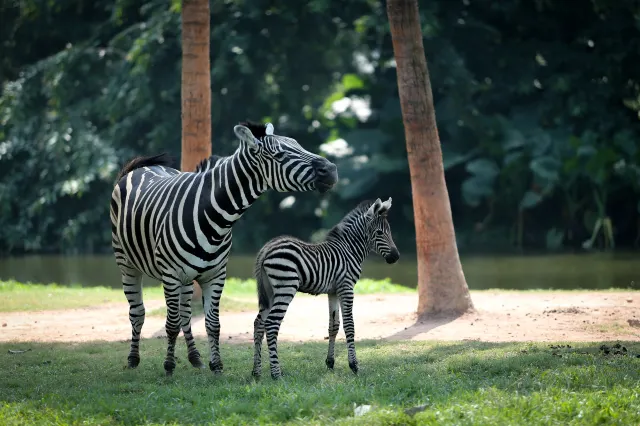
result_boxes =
[181,0,211,305]
[386,0,474,318]
[181,0,211,172]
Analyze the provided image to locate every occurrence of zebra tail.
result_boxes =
[254,249,274,311]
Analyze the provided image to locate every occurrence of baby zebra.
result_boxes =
[252,197,399,379]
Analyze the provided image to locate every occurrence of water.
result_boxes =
[0,252,638,290]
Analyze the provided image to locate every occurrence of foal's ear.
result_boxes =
[233,124,259,150]
[365,198,383,219]
[379,197,392,216]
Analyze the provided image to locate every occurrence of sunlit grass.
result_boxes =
[0,340,638,425]
[0,278,413,313]
[353,278,414,294]
[0,280,164,312]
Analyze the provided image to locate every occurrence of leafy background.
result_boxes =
[2,0,640,255]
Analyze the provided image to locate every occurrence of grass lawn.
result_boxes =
[0,280,165,312]
[0,278,413,313]
[1,339,639,425]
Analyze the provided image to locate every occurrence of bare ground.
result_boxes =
[1,291,639,344]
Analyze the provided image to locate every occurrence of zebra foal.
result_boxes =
[110,121,338,376]
[252,197,400,379]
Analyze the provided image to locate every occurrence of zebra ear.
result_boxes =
[366,198,383,219]
[265,123,274,136]
[379,197,392,216]
[233,124,259,149]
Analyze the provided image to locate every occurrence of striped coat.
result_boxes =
[251,198,399,379]
[110,122,338,375]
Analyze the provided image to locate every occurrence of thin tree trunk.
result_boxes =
[181,0,211,172]
[386,0,474,318]
[181,0,211,304]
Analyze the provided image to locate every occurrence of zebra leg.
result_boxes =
[201,269,226,374]
[121,265,144,369]
[325,293,340,370]
[179,281,204,369]
[162,277,182,376]
[338,287,359,374]
[265,288,296,380]
[251,307,268,378]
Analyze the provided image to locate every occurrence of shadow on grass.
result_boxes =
[1,338,640,424]
[385,311,463,340]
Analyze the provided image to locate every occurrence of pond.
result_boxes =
[0,252,638,291]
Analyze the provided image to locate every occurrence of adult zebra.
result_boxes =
[251,198,399,379]
[110,121,338,376]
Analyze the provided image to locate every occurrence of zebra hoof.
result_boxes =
[127,355,140,369]
[209,361,223,374]
[188,353,205,369]
[164,360,176,376]
[349,360,359,375]
[270,369,284,380]
[325,358,335,370]
[251,370,261,380]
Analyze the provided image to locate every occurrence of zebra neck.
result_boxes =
[327,228,369,264]
[197,150,267,236]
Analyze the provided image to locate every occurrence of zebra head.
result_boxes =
[233,122,338,193]
[365,197,400,264]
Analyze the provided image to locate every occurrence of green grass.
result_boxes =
[353,278,414,294]
[0,278,414,313]
[0,280,165,312]
[1,340,639,425]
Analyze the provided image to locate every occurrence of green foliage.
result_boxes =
[1,340,639,424]
[2,0,640,254]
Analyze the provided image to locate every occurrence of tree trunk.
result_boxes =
[181,0,211,172]
[181,0,211,305]
[386,0,474,318]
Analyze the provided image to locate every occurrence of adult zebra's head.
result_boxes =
[234,121,338,193]
[365,198,400,264]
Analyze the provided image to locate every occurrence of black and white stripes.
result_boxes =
[251,198,399,379]
[110,121,338,376]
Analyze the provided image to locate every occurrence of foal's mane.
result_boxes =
[325,200,374,241]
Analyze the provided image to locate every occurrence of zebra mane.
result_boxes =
[193,120,270,174]
[239,120,268,140]
[325,199,375,240]
[194,154,225,173]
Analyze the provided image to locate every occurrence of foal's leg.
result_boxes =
[120,264,144,368]
[338,284,359,374]
[265,281,298,379]
[162,275,183,376]
[251,307,268,378]
[325,293,341,370]
[179,280,204,368]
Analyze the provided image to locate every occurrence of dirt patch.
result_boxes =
[1,291,639,344]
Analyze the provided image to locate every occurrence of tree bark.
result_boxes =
[386,0,474,318]
[181,0,211,304]
[181,0,211,172]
